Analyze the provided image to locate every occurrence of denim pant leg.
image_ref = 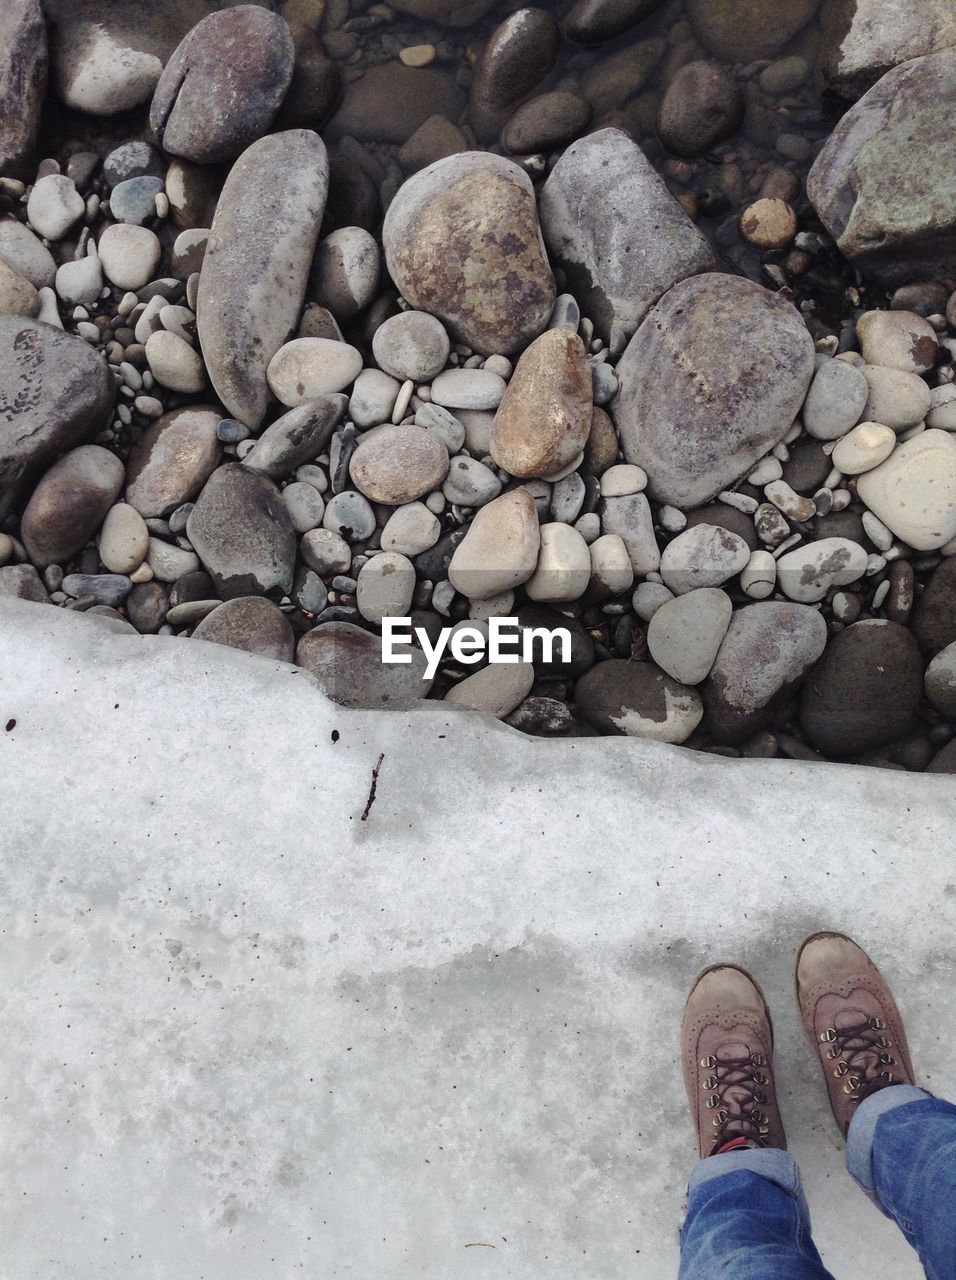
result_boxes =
[846,1086,956,1280]
[679,1150,836,1280]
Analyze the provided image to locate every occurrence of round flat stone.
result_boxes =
[349,424,449,505]
[267,338,363,405]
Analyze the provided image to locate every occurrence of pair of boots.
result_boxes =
[683,931,915,1156]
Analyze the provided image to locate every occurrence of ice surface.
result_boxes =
[1,597,954,1278]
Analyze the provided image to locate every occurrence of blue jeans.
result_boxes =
[679,1087,956,1280]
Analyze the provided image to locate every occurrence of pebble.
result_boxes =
[309,227,380,320]
[98,224,162,291]
[380,503,441,556]
[186,463,296,598]
[600,464,647,498]
[99,503,149,574]
[21,445,124,567]
[647,588,732,685]
[601,491,660,575]
[109,176,164,226]
[27,175,84,240]
[282,481,326,534]
[296,621,432,710]
[776,537,868,602]
[551,472,586,524]
[400,45,436,68]
[448,489,541,600]
[442,455,502,507]
[349,369,400,428]
[925,642,956,717]
[146,537,200,583]
[490,328,592,478]
[322,491,376,542]
[468,8,560,142]
[415,403,466,453]
[431,368,506,411]
[659,524,751,594]
[126,407,222,518]
[802,358,869,440]
[525,523,591,603]
[862,365,932,430]
[856,309,938,374]
[372,310,450,383]
[242,397,346,480]
[0,259,39,316]
[927,384,956,431]
[740,549,777,599]
[301,527,352,575]
[656,60,743,158]
[830,421,896,474]
[60,573,133,607]
[349,424,449,505]
[502,90,592,156]
[445,662,536,720]
[857,429,956,551]
[267,338,363,405]
[54,250,103,307]
[738,199,797,250]
[588,534,633,598]
[764,479,815,522]
[0,220,56,289]
[191,596,295,662]
[103,142,164,187]
[145,330,205,393]
[576,659,703,743]
[356,552,416,625]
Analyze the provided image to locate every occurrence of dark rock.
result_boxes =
[186,463,296,599]
[414,526,467,582]
[657,61,743,159]
[61,573,133,606]
[0,318,116,520]
[0,563,49,603]
[518,603,594,676]
[813,508,869,546]
[566,0,666,45]
[911,557,956,656]
[241,396,347,479]
[781,440,831,495]
[468,8,561,143]
[575,658,703,742]
[329,62,465,145]
[501,91,591,155]
[21,446,124,568]
[0,0,47,180]
[103,141,166,186]
[276,27,340,133]
[398,115,468,174]
[800,620,924,756]
[684,505,760,550]
[685,0,820,62]
[808,50,956,286]
[191,595,295,661]
[125,581,168,633]
[580,38,664,115]
[388,0,499,24]
[168,569,215,607]
[928,739,956,774]
[296,619,432,708]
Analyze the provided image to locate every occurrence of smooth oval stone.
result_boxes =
[540,128,714,354]
[575,659,703,743]
[26,175,84,241]
[109,175,164,225]
[192,595,295,662]
[186,463,296,598]
[448,488,541,600]
[490,327,591,479]
[145,330,206,393]
[468,8,560,143]
[349,369,401,428]
[856,309,938,374]
[0,260,39,317]
[660,524,751,595]
[580,37,663,114]
[430,368,506,411]
[501,90,591,155]
[309,227,380,320]
[803,358,868,440]
[0,316,115,517]
[372,311,450,383]
[150,7,294,164]
[329,61,465,145]
[322,491,375,541]
[657,61,743,159]
[99,502,149,574]
[830,421,896,474]
[525,522,591,603]
[0,221,56,290]
[103,140,165,186]
[856,430,956,551]
[0,0,47,180]
[241,396,346,479]
[685,0,819,62]
[925,642,956,717]
[0,562,49,602]
[296,620,432,709]
[861,365,931,430]
[98,224,162,291]
[349,424,449,505]
[267,338,363,405]
[612,274,815,509]
[197,129,329,428]
[442,455,501,507]
[702,601,828,744]
[566,0,666,43]
[21,445,124,567]
[125,406,222,518]
[775,537,868,603]
[647,588,733,686]
[381,502,441,555]
[445,661,536,719]
[356,551,416,625]
[382,151,555,356]
[800,620,924,757]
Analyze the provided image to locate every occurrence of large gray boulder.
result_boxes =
[821,0,956,99]
[808,50,956,286]
[611,274,814,509]
[196,129,329,429]
[0,0,47,180]
[382,152,555,356]
[0,317,115,519]
[539,129,714,355]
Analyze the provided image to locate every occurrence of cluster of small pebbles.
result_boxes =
[2,0,956,772]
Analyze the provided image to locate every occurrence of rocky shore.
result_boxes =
[1,0,955,770]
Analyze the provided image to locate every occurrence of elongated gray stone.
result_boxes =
[197,129,329,429]
[0,0,47,179]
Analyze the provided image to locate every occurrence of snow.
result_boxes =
[1,597,953,1278]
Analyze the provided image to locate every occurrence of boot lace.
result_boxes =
[700,1046,773,1154]
[820,1013,897,1105]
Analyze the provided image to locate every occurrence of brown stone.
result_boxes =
[125,406,222,518]
[349,424,449,505]
[490,329,592,479]
[191,595,295,661]
[583,406,619,476]
[21,445,124,567]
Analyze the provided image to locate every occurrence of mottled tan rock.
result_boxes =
[490,328,591,479]
[448,488,541,599]
[197,129,329,428]
[349,424,449,505]
[125,406,222,518]
[382,151,555,356]
[583,406,619,476]
[98,503,149,574]
[21,445,124,567]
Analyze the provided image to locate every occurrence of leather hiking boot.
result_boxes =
[796,932,916,1136]
[682,964,787,1158]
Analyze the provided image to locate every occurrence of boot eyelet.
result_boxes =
[706,1095,720,1109]
[870,1017,886,1030]
[703,1075,718,1090]
[700,1056,717,1069]
[820,1028,837,1042]
[825,1046,841,1060]
[834,1062,848,1077]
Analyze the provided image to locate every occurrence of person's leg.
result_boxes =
[679,964,835,1279]
[797,931,956,1280]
